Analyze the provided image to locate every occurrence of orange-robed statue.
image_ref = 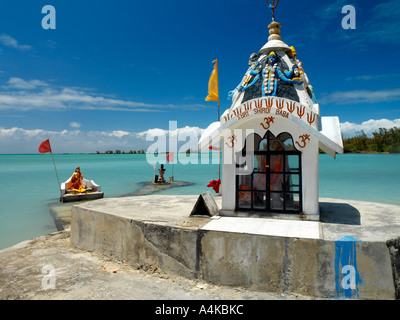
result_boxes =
[67,166,86,193]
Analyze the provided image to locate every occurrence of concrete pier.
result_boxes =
[70,195,400,299]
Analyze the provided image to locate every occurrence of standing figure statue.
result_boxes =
[227,53,261,106]
[241,51,302,97]
[290,46,317,103]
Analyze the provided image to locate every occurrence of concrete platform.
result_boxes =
[1,229,314,300]
[202,217,321,239]
[70,195,400,299]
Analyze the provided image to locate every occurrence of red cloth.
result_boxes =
[38,139,52,153]
[207,179,221,193]
[166,152,174,162]
[209,145,220,150]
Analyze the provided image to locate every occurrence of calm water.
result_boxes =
[0,153,399,250]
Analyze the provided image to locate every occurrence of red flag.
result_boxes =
[38,139,52,153]
[166,152,174,163]
[209,145,220,151]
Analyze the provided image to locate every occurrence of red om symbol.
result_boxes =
[225,135,237,148]
[260,116,275,130]
[295,134,311,148]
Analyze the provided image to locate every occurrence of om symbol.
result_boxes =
[260,116,275,130]
[295,134,311,148]
[225,135,237,148]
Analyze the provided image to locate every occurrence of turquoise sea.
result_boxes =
[0,153,399,250]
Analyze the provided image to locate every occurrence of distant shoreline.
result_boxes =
[0,151,397,156]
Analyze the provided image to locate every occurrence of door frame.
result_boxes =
[235,131,303,214]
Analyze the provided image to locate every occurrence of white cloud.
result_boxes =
[69,122,82,128]
[138,128,167,138]
[318,0,348,20]
[101,130,130,138]
[346,74,396,82]
[361,0,400,44]
[138,126,204,139]
[0,34,31,50]
[340,119,400,137]
[6,77,48,90]
[0,125,206,154]
[3,120,397,153]
[319,89,400,105]
[0,77,210,112]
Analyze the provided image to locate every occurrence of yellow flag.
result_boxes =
[205,59,219,103]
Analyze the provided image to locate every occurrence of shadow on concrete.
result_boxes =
[319,201,361,225]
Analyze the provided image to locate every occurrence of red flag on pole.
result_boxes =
[166,152,174,163]
[209,145,220,151]
[38,139,61,196]
[38,139,52,153]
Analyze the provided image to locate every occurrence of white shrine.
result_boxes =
[198,6,343,221]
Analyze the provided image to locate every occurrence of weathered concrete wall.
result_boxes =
[199,231,395,299]
[71,206,200,279]
[71,206,396,299]
[386,237,400,299]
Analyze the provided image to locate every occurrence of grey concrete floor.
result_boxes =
[0,228,316,300]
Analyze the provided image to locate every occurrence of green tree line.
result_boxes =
[343,127,400,153]
[96,149,146,154]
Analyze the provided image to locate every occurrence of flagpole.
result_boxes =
[50,152,62,198]
[218,100,221,180]
[205,59,221,181]
[217,60,220,180]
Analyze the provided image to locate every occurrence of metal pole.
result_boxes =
[50,152,62,198]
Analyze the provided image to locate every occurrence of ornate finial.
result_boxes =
[268,21,282,41]
[267,0,280,21]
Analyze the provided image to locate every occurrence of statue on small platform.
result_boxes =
[67,166,86,193]
[158,164,166,183]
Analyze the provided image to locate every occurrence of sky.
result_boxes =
[0,0,400,153]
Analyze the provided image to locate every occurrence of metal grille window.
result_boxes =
[236,131,302,214]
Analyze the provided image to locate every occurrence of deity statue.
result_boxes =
[227,53,261,106]
[285,64,302,82]
[241,51,302,97]
[290,46,317,103]
[67,166,86,193]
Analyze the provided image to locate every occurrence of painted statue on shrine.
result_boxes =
[227,52,262,105]
[289,46,318,104]
[240,51,302,97]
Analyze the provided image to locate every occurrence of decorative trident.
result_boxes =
[267,0,280,21]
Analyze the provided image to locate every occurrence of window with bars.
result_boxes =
[236,131,302,214]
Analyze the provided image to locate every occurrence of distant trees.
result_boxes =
[101,149,145,154]
[343,127,400,153]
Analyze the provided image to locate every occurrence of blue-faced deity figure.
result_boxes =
[241,51,302,97]
[228,53,260,105]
